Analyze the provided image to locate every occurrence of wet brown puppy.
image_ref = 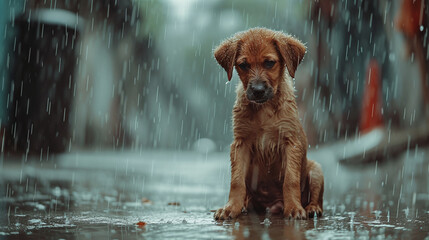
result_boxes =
[213,28,324,220]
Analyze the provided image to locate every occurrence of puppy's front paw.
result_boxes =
[305,203,323,218]
[283,203,306,219]
[214,201,243,220]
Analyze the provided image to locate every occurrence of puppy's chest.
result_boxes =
[254,129,279,150]
[235,107,292,151]
[246,117,285,150]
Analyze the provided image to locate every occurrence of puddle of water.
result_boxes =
[0,150,429,239]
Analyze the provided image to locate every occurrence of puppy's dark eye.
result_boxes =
[238,62,250,71]
[264,60,276,69]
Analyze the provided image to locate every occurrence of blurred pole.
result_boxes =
[5,9,84,154]
[311,0,337,106]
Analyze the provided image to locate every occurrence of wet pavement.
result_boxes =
[0,146,429,239]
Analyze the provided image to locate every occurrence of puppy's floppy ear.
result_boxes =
[274,34,306,78]
[214,38,238,81]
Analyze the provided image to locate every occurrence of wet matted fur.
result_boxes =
[213,28,324,220]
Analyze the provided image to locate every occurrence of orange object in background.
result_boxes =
[360,59,384,134]
[395,0,425,37]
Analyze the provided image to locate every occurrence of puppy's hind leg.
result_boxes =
[304,159,324,218]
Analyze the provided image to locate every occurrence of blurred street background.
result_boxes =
[1,0,428,152]
[0,0,428,239]
[0,0,428,152]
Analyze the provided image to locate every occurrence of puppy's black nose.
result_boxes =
[250,81,266,98]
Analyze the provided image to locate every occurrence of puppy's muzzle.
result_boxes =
[246,80,274,103]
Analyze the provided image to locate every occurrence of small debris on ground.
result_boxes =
[168,202,180,206]
[136,221,147,228]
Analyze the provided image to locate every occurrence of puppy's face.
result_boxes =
[214,28,306,104]
[235,38,280,103]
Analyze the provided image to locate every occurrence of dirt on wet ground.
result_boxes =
[0,147,429,239]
